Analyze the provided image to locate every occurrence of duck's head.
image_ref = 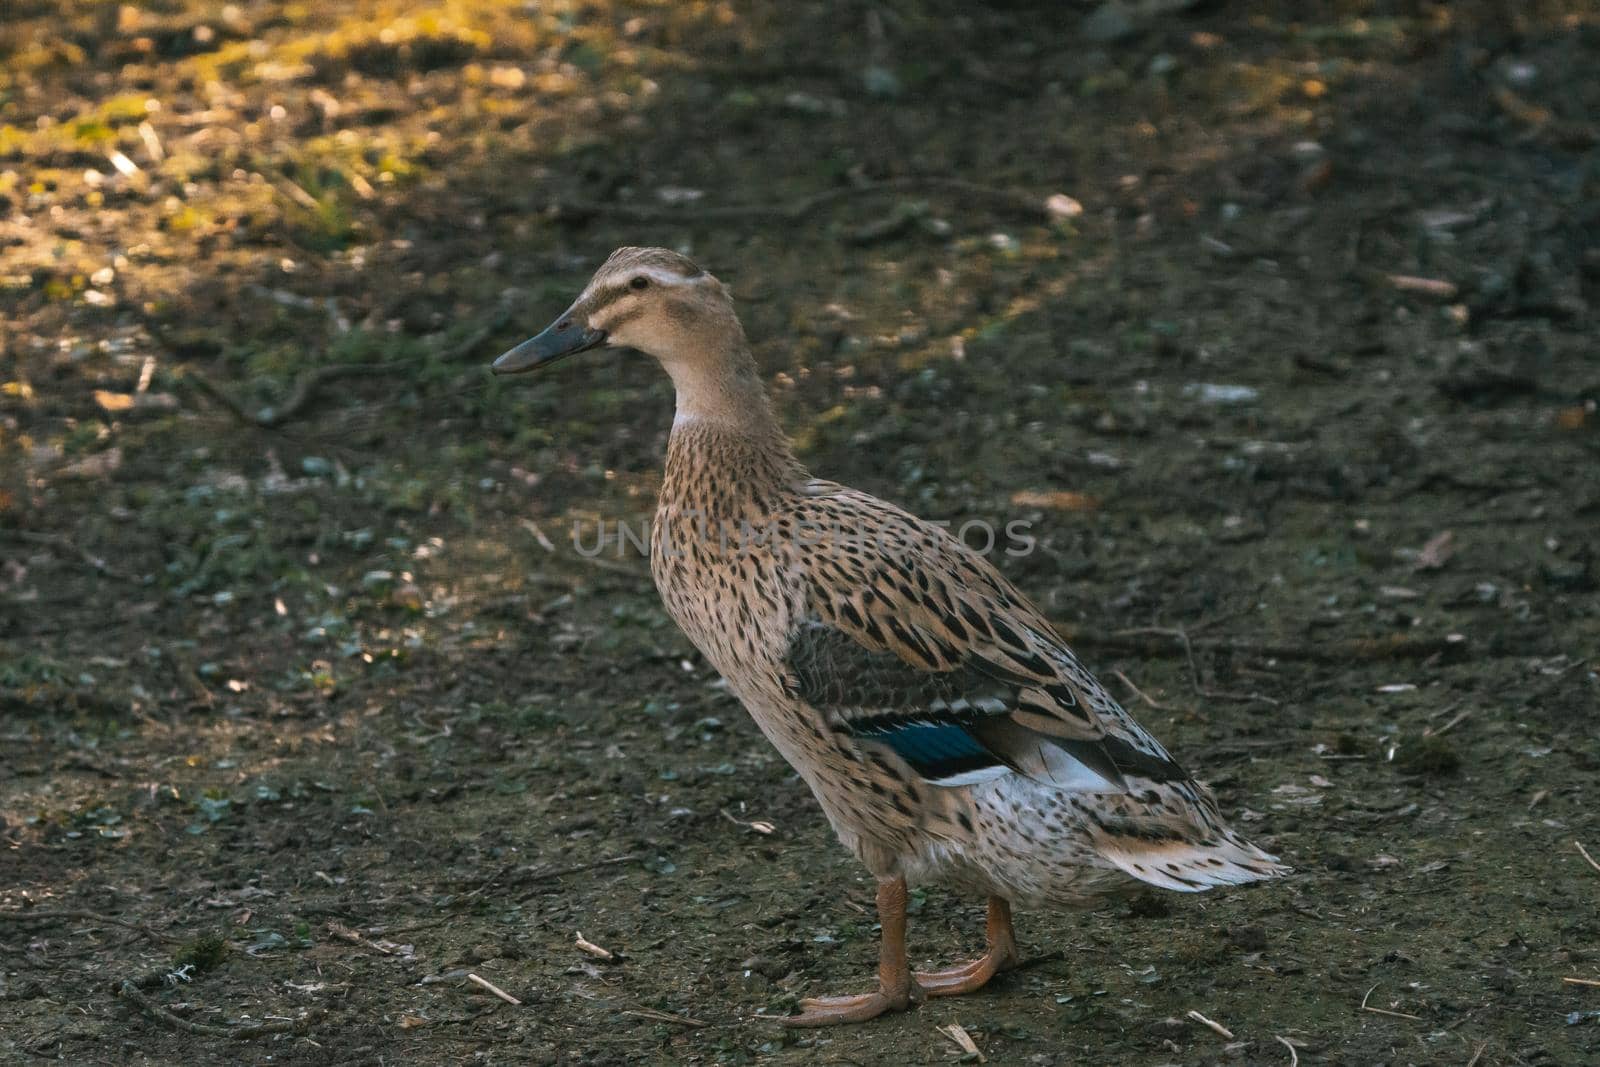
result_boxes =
[492,246,740,376]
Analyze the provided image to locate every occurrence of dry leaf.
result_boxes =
[94,390,135,412]
[1413,530,1455,570]
[1010,490,1099,511]
[939,1022,985,1062]
[1557,405,1590,430]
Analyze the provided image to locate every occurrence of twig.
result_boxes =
[1360,982,1422,1021]
[1011,949,1065,973]
[180,361,407,428]
[1186,1009,1234,1039]
[1424,708,1473,738]
[373,916,454,938]
[1465,1041,1487,1067]
[0,908,171,942]
[457,852,641,891]
[719,808,776,835]
[622,1007,706,1027]
[0,530,139,583]
[117,980,321,1038]
[325,920,394,955]
[460,863,516,901]
[272,178,322,212]
[1386,274,1459,301]
[436,306,514,363]
[1054,625,1483,666]
[466,972,522,1006]
[1522,659,1589,709]
[1576,841,1600,876]
[550,177,1052,225]
[178,301,505,427]
[1122,627,1281,707]
[1491,84,1599,148]
[574,932,615,961]
[572,553,649,580]
[1275,1035,1300,1066]
[1111,669,1168,711]
[1563,977,1600,987]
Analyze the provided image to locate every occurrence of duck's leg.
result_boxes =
[915,896,1019,996]
[783,877,922,1026]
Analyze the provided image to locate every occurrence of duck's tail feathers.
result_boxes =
[1093,830,1289,892]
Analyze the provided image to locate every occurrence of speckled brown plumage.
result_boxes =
[496,246,1287,1025]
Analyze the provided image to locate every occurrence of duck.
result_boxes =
[492,246,1287,1026]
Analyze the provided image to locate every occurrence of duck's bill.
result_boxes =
[491,321,607,375]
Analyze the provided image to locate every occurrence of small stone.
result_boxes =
[862,65,901,99]
[1084,2,1136,43]
[1184,382,1259,405]
[1046,193,1084,221]
[1227,925,1268,951]
[781,92,845,118]
[463,943,501,964]
[1541,558,1595,591]
[654,186,704,204]
[1502,60,1538,87]
[391,582,425,612]
[740,954,787,979]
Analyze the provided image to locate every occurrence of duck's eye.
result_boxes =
[629,276,650,291]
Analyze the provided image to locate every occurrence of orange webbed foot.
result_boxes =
[780,981,923,1026]
[915,895,1020,997]
[914,945,1018,996]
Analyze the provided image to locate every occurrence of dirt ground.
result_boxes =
[3,2,1599,1064]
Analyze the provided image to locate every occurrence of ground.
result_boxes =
[3,1,1599,1064]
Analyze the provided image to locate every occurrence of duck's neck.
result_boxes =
[666,346,778,435]
[660,345,803,513]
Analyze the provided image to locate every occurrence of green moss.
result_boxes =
[172,934,229,973]
[1334,732,1367,756]
[1396,735,1462,777]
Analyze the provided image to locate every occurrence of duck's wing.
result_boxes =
[783,484,1188,794]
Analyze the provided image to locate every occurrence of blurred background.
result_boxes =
[2,2,1598,1063]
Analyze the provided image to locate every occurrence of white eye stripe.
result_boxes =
[619,266,692,289]
[579,265,696,308]
[577,265,705,331]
